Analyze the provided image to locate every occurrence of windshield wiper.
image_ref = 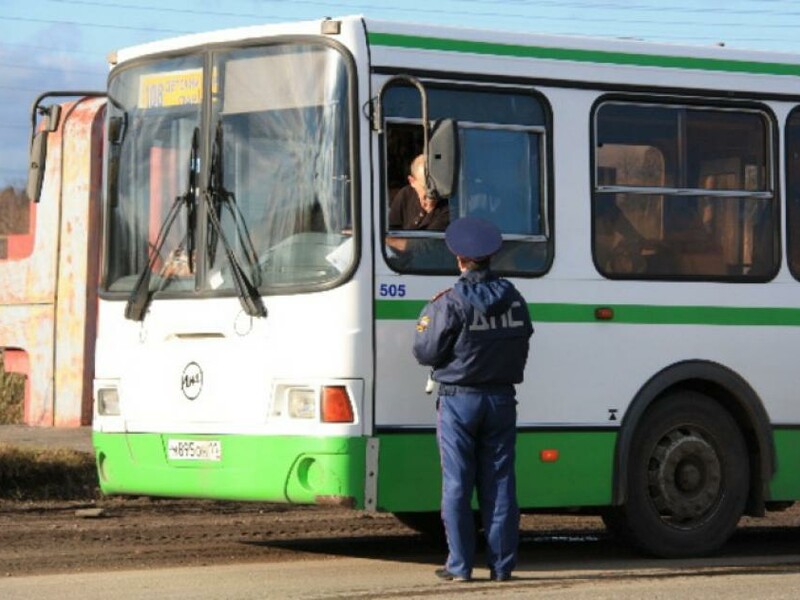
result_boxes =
[124,127,199,322]
[205,121,266,318]
[206,122,259,277]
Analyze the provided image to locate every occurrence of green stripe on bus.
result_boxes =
[377,429,615,511]
[770,428,800,500]
[376,300,800,326]
[368,32,800,77]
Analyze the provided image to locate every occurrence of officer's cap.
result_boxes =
[445,217,502,259]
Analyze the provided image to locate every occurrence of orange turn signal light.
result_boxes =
[321,386,354,423]
[540,449,559,463]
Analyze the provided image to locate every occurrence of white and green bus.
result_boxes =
[81,15,800,558]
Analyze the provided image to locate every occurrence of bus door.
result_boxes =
[372,75,551,431]
[370,74,551,513]
[371,75,458,432]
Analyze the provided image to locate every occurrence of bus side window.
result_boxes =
[594,101,776,280]
[381,83,550,276]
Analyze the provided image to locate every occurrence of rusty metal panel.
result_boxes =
[0,96,106,427]
[0,111,61,426]
[54,98,106,427]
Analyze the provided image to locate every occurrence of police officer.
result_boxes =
[413,216,533,583]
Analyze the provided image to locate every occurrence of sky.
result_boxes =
[2,0,800,189]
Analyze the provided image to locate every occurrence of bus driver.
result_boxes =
[389,154,449,226]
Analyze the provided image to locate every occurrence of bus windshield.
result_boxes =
[104,42,354,295]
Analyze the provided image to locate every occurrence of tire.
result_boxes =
[600,506,631,541]
[619,392,749,557]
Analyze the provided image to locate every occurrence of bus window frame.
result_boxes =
[590,95,780,283]
[99,35,361,301]
[785,106,800,281]
[378,81,553,278]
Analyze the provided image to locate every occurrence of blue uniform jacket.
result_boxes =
[413,269,533,387]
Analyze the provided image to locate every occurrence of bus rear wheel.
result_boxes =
[619,392,749,557]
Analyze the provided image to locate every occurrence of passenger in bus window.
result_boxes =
[595,199,648,274]
[413,217,533,583]
[386,154,450,261]
[388,154,450,231]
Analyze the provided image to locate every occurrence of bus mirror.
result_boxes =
[25,92,106,202]
[25,130,48,203]
[107,149,120,207]
[428,119,459,199]
[25,103,61,202]
[108,115,127,145]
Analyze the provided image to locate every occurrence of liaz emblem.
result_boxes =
[181,362,203,400]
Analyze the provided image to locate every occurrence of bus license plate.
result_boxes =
[167,439,222,461]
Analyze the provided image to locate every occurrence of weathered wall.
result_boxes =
[0,97,105,426]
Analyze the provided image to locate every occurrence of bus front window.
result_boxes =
[103,43,355,297]
[105,56,203,293]
[206,43,354,292]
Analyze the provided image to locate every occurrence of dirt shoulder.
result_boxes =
[0,444,97,501]
[0,425,96,501]
[0,496,427,577]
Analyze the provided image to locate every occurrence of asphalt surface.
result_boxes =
[3,424,800,599]
[0,424,93,453]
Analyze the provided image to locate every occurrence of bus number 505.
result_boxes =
[379,284,406,297]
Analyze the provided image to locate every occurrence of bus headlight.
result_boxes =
[272,383,358,424]
[287,388,317,419]
[97,387,120,416]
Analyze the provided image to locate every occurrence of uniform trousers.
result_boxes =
[436,390,519,579]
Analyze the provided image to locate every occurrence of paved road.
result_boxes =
[3,553,800,599]
[0,424,92,453]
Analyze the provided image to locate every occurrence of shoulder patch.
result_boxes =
[416,315,431,333]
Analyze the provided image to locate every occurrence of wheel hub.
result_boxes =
[648,428,722,523]
[676,460,702,492]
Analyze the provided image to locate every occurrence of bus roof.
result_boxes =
[111,15,800,85]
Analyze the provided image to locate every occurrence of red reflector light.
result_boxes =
[594,307,614,320]
[540,449,559,462]
[321,386,354,423]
